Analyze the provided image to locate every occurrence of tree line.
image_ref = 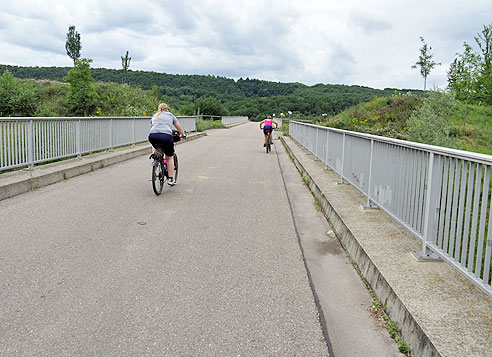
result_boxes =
[0,63,405,120]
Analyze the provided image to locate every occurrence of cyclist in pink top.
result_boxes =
[259,115,278,147]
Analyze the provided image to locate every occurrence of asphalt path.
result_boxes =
[0,123,329,355]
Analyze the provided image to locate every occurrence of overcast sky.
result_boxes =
[1,0,491,90]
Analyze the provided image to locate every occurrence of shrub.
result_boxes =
[196,118,224,132]
[407,90,457,147]
[327,93,422,137]
[0,70,39,116]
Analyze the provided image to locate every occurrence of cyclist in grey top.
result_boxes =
[148,103,185,185]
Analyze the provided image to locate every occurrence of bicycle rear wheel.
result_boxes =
[152,159,165,195]
[173,154,179,183]
[266,134,271,153]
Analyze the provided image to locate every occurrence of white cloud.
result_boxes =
[0,0,491,89]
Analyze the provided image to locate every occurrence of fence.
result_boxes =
[0,116,196,172]
[290,120,492,298]
[221,116,248,126]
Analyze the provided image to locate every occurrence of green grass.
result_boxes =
[447,104,492,155]
[279,121,290,136]
[195,118,224,132]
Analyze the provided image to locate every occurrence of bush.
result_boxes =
[35,104,59,117]
[196,118,224,132]
[95,82,157,116]
[326,93,422,137]
[407,90,457,147]
[0,70,39,116]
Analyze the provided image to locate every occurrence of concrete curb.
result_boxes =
[280,135,441,356]
[0,132,206,201]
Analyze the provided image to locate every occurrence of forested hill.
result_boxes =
[0,64,420,119]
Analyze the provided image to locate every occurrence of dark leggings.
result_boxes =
[148,133,174,156]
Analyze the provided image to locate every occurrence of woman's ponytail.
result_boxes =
[156,103,169,120]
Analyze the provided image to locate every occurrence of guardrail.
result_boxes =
[0,116,196,172]
[221,116,248,126]
[290,120,492,298]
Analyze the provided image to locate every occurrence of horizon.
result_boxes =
[0,63,423,92]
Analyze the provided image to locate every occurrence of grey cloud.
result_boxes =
[320,45,356,84]
[80,2,155,34]
[0,13,65,55]
[348,13,391,35]
[192,1,298,54]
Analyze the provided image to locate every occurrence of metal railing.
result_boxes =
[176,117,197,132]
[290,120,492,298]
[221,116,248,126]
[0,116,196,171]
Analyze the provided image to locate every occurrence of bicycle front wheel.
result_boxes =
[173,154,179,183]
[152,160,164,195]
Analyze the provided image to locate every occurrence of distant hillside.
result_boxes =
[0,64,423,120]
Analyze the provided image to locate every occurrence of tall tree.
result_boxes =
[65,25,81,65]
[121,51,131,73]
[412,37,441,90]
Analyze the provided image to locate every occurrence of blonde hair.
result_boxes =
[156,103,169,119]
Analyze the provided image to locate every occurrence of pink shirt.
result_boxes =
[264,119,273,126]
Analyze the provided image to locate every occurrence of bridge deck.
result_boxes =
[3,122,489,355]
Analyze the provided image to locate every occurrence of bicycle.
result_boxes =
[151,131,185,195]
[264,128,273,153]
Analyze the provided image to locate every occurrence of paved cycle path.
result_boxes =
[0,123,329,355]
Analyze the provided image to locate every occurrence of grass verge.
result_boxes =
[196,118,224,132]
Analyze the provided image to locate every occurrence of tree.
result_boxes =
[412,37,441,90]
[63,59,98,116]
[194,97,229,116]
[121,51,131,72]
[65,26,81,65]
[474,24,492,104]
[447,43,481,126]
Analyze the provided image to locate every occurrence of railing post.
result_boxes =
[412,152,441,261]
[362,139,378,209]
[109,118,114,151]
[324,129,331,170]
[314,127,319,160]
[132,118,136,146]
[76,119,81,159]
[27,119,34,170]
[337,133,349,184]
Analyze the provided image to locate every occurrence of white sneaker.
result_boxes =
[167,177,176,186]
